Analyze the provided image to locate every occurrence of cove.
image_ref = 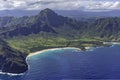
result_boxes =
[0,45,120,80]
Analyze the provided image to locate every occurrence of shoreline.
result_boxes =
[1,47,81,76]
[3,43,120,76]
[27,47,81,58]
[26,47,81,74]
[26,42,120,59]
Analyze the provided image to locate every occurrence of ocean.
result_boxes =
[0,45,120,80]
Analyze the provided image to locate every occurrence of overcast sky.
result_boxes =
[0,0,120,11]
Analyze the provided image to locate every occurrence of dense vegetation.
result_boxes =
[0,8,119,53]
[8,35,106,53]
[0,9,120,40]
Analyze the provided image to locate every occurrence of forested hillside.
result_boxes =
[0,8,119,40]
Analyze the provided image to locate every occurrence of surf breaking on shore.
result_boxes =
[0,71,24,76]
[27,47,81,58]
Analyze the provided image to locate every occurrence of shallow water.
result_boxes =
[1,45,120,80]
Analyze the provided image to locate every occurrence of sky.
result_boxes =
[0,0,120,11]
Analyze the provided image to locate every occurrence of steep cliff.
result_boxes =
[0,39,28,73]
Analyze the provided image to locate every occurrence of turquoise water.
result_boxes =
[1,45,120,80]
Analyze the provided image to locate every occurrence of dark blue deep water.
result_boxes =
[1,45,120,80]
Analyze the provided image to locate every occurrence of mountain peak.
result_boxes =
[41,8,54,12]
[39,8,57,17]
[36,8,67,27]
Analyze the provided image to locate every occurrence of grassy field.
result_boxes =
[7,36,106,54]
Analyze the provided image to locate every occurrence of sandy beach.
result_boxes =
[103,42,120,45]
[27,47,81,58]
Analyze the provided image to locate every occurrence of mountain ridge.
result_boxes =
[0,8,120,40]
[0,8,86,38]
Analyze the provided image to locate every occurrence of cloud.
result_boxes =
[0,0,120,11]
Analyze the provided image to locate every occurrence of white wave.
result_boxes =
[0,70,24,76]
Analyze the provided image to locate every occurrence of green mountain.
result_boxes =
[86,17,120,41]
[0,8,87,38]
[0,8,120,40]
[0,8,120,74]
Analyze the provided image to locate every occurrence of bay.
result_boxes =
[0,45,120,80]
